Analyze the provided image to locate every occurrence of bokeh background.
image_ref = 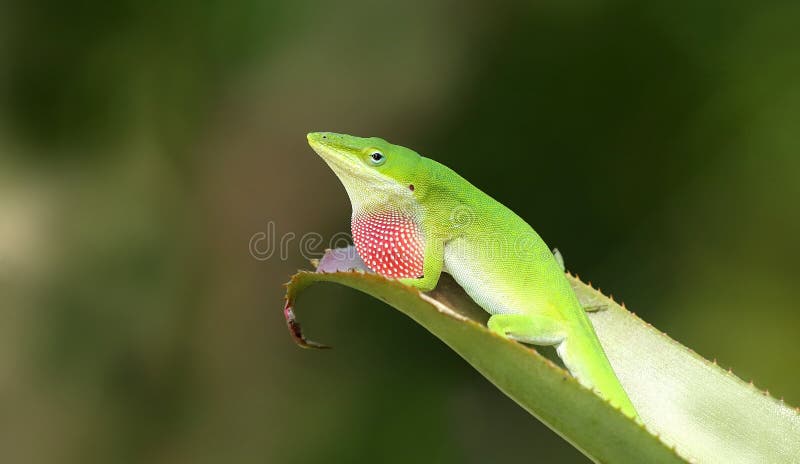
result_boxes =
[2,1,799,462]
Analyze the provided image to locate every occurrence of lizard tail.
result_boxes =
[557,334,639,420]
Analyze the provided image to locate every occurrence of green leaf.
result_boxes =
[284,248,800,463]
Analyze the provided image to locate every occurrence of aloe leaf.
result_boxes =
[574,280,800,463]
[284,248,800,463]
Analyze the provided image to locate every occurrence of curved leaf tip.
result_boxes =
[283,299,330,349]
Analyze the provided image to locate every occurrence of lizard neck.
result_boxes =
[351,204,425,279]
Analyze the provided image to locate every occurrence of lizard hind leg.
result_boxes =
[487,313,566,346]
[488,314,597,394]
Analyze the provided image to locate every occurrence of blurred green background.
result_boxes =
[2,1,799,462]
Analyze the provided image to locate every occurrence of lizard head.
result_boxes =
[307,132,423,214]
[308,132,428,278]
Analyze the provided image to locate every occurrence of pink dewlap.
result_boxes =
[352,211,424,278]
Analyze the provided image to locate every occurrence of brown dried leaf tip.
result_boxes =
[284,299,331,349]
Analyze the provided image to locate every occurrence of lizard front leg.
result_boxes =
[397,240,444,291]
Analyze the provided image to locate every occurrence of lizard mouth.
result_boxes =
[308,137,359,172]
[309,139,388,189]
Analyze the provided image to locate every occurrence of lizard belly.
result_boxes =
[443,238,528,315]
[443,236,571,317]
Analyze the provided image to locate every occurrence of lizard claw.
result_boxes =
[284,300,332,349]
[583,304,608,313]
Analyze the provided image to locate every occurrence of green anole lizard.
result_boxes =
[299,132,638,419]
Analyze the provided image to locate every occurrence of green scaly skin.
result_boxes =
[308,132,639,419]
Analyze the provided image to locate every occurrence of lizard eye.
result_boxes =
[369,151,386,165]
